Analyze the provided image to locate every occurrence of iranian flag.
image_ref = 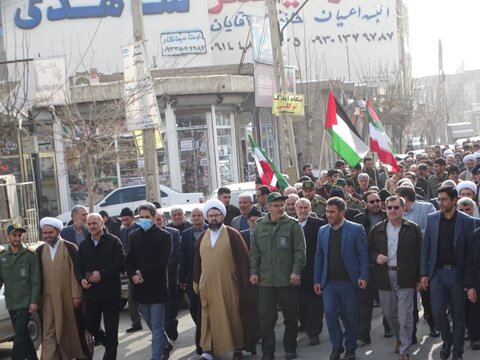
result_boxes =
[248,135,289,191]
[366,99,400,172]
[325,92,369,167]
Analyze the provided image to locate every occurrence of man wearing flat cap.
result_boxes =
[0,223,40,360]
[251,192,306,360]
[36,217,89,360]
[193,199,258,360]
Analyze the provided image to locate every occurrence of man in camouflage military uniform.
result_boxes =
[0,223,41,360]
[302,180,327,217]
[251,192,306,360]
[335,179,364,213]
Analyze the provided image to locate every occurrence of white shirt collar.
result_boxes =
[48,239,61,261]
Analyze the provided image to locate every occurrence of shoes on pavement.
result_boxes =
[285,352,297,360]
[384,329,394,338]
[395,341,401,354]
[261,354,275,360]
[357,337,370,346]
[233,351,243,360]
[471,339,480,350]
[440,342,452,360]
[411,334,418,344]
[298,324,305,332]
[398,354,409,360]
[344,350,356,360]
[126,323,143,333]
[309,335,320,346]
[452,354,463,360]
[329,347,345,360]
[429,327,440,338]
[165,342,173,352]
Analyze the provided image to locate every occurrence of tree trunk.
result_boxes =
[85,148,95,213]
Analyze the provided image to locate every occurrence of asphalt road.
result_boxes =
[0,305,479,359]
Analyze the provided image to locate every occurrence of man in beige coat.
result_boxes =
[38,217,86,359]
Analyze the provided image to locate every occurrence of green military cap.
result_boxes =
[267,192,288,203]
[302,180,315,190]
[335,179,347,187]
[6,223,26,234]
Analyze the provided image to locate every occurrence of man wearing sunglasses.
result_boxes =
[368,196,422,360]
[395,185,440,340]
[353,190,390,344]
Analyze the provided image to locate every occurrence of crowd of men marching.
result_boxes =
[2,142,480,360]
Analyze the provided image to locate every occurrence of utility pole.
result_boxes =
[437,39,448,144]
[131,0,160,202]
[266,0,299,181]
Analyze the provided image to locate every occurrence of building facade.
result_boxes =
[0,0,409,216]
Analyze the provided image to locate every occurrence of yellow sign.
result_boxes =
[272,94,305,116]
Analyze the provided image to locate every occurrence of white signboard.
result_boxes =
[123,42,161,131]
[33,56,69,106]
[161,31,207,56]
[2,0,401,82]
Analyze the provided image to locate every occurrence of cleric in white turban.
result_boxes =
[40,217,64,232]
[202,199,227,220]
[463,154,475,164]
[457,180,477,199]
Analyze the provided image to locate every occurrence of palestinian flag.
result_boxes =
[366,99,400,172]
[325,92,369,167]
[248,135,289,191]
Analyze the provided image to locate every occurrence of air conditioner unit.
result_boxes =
[72,74,90,86]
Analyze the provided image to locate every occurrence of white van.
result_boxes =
[57,185,204,223]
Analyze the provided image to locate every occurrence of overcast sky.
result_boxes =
[408,0,480,78]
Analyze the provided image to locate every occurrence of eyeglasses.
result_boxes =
[386,205,401,210]
[368,199,381,204]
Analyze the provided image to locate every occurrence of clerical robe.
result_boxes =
[193,226,259,354]
[40,240,85,359]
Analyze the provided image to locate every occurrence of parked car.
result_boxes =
[160,181,257,221]
[0,286,42,350]
[206,181,256,205]
[57,185,204,224]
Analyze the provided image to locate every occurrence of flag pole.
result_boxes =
[318,127,327,174]
[372,152,379,187]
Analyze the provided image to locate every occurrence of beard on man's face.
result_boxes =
[209,220,223,230]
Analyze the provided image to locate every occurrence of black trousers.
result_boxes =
[358,285,373,341]
[420,289,436,328]
[298,285,323,337]
[127,280,142,326]
[9,308,37,360]
[186,286,202,354]
[86,298,120,360]
[165,284,180,338]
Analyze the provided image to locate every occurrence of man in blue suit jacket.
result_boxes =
[314,197,369,360]
[420,185,476,360]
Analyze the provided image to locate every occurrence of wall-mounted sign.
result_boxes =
[272,93,304,116]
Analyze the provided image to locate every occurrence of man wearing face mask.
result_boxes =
[127,203,172,360]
